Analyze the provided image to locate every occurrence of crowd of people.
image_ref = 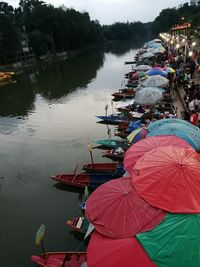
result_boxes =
[143,43,200,126]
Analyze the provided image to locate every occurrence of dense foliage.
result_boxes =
[152,2,200,35]
[2,0,200,63]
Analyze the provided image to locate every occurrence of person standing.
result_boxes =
[190,59,196,79]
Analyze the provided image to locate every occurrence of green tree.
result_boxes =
[0,14,21,63]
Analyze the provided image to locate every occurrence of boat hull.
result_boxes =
[31,251,86,267]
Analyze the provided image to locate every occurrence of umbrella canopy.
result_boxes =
[87,232,157,267]
[124,135,194,175]
[153,38,162,43]
[132,65,152,71]
[132,146,200,213]
[147,118,199,132]
[151,47,166,54]
[142,52,155,58]
[147,123,200,151]
[137,213,200,267]
[86,177,165,239]
[134,87,163,105]
[163,67,175,73]
[145,69,167,77]
[141,75,169,87]
[126,128,147,144]
[131,71,146,80]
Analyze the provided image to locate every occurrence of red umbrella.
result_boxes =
[86,177,165,239]
[132,146,200,213]
[124,135,194,174]
[87,232,157,267]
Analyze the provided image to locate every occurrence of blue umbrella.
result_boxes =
[147,118,199,132]
[147,123,200,151]
[146,69,167,77]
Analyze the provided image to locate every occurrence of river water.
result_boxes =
[0,43,137,266]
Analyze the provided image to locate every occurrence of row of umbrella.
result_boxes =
[85,117,200,267]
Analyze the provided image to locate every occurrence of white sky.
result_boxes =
[8,0,188,25]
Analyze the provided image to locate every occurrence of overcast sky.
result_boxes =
[9,0,188,25]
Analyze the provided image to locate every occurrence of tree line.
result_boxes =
[0,0,152,63]
[153,2,200,35]
[2,0,200,64]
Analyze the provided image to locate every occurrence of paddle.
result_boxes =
[35,224,46,254]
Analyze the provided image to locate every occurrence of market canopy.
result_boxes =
[126,128,147,144]
[141,75,169,87]
[87,232,157,267]
[124,135,194,175]
[147,122,200,151]
[137,213,200,267]
[86,177,165,239]
[134,87,163,105]
[147,118,199,132]
[132,146,200,213]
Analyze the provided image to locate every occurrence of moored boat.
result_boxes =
[82,162,123,173]
[95,139,130,150]
[66,216,89,234]
[96,114,129,124]
[31,251,87,267]
[51,172,122,188]
[102,148,124,162]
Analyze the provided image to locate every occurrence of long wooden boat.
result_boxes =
[82,162,123,173]
[112,90,135,99]
[95,139,130,150]
[96,114,129,124]
[66,216,89,234]
[31,251,86,267]
[51,172,122,188]
[102,149,124,162]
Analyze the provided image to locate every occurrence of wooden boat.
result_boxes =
[31,251,86,267]
[96,114,129,124]
[51,172,122,188]
[66,216,89,234]
[112,89,135,99]
[82,162,118,173]
[95,139,130,150]
[102,149,124,162]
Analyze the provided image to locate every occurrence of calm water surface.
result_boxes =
[0,45,137,266]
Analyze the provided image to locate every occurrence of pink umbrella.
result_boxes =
[132,146,200,213]
[87,232,157,267]
[86,177,165,239]
[124,135,194,175]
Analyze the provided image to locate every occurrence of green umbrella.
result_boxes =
[137,213,200,267]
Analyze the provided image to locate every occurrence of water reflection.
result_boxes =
[35,50,105,101]
[0,80,35,117]
[104,39,146,55]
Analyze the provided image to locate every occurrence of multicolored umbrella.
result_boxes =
[147,118,199,132]
[131,71,146,80]
[134,87,163,105]
[132,146,200,213]
[145,69,167,77]
[87,232,157,267]
[124,135,194,175]
[147,122,200,151]
[141,75,169,87]
[126,128,147,144]
[163,67,175,73]
[86,177,165,239]
[137,213,200,267]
